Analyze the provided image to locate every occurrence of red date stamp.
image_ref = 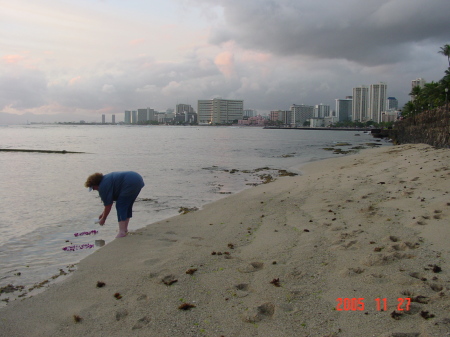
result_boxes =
[336,298,411,311]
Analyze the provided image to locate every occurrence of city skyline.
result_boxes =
[1,1,449,122]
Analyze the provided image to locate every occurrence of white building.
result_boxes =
[381,110,399,123]
[352,86,369,122]
[369,82,387,123]
[243,109,256,118]
[411,78,426,90]
[411,78,426,101]
[314,104,330,118]
[197,98,243,125]
[291,104,314,126]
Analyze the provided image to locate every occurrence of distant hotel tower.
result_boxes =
[176,104,196,123]
[124,111,131,124]
[352,85,369,122]
[102,114,105,124]
[335,97,352,122]
[243,109,256,118]
[314,103,330,118]
[197,98,243,125]
[290,104,313,126]
[411,78,426,101]
[386,97,398,110]
[369,82,387,124]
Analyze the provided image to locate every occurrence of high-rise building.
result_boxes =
[176,104,196,123]
[369,82,387,123]
[243,109,256,118]
[137,109,148,123]
[102,114,105,124]
[176,104,195,114]
[291,104,314,126]
[270,110,291,125]
[386,97,398,110]
[131,111,137,124]
[124,111,131,124]
[411,78,426,90]
[352,86,369,122]
[314,104,330,118]
[411,78,426,101]
[136,108,156,123]
[335,98,353,122]
[112,114,115,124]
[197,98,243,124]
[147,108,156,122]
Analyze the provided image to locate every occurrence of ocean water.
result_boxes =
[0,124,388,303]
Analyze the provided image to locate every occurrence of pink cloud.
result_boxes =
[96,106,115,114]
[214,51,235,78]
[241,51,272,63]
[68,76,82,86]
[3,55,24,64]
[129,39,145,46]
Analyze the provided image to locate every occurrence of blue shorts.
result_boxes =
[115,190,141,222]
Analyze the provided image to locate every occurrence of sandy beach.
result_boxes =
[1,143,450,337]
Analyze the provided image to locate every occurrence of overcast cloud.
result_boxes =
[1,0,449,122]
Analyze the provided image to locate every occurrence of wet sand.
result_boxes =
[1,143,450,336]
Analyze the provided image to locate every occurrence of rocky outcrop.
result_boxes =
[390,106,450,148]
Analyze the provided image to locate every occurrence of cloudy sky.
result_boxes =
[1,0,449,121]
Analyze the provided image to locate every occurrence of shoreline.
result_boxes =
[2,143,449,336]
[0,138,385,305]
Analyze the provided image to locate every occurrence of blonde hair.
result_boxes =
[84,172,104,188]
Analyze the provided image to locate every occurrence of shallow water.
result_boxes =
[0,124,388,303]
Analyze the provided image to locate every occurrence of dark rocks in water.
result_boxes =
[0,148,84,154]
[0,284,25,294]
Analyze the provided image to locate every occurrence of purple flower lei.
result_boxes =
[62,243,94,251]
[74,230,98,237]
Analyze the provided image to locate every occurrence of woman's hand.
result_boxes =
[98,204,112,227]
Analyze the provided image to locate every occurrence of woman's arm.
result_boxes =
[98,204,113,226]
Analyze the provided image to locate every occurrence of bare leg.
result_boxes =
[116,221,128,238]
[124,218,130,233]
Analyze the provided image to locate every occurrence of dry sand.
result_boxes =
[1,143,450,337]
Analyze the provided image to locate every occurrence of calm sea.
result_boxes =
[0,124,388,304]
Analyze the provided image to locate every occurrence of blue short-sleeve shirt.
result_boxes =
[98,171,145,206]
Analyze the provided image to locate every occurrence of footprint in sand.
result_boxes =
[409,272,427,280]
[115,308,128,321]
[388,242,418,252]
[233,283,250,298]
[238,262,264,273]
[161,274,178,285]
[137,294,148,302]
[242,302,275,323]
[430,283,444,292]
[235,283,250,291]
[132,316,151,330]
[363,252,414,266]
[340,267,365,277]
[143,258,160,266]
